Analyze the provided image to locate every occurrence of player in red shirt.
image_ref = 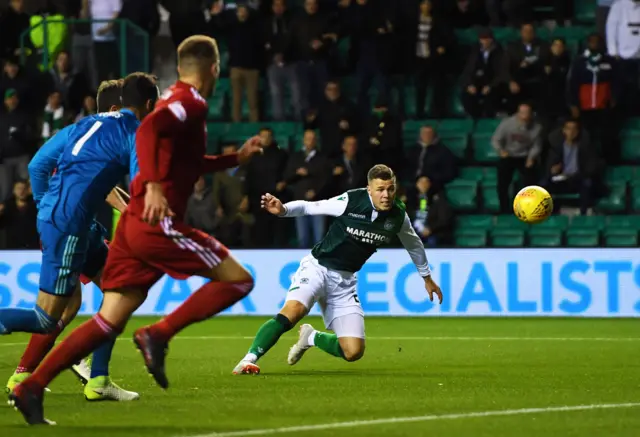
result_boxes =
[10,36,263,424]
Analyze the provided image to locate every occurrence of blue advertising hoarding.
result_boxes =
[0,249,639,317]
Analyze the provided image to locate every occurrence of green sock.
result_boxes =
[248,314,292,359]
[314,332,344,359]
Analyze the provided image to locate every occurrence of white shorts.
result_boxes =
[286,255,365,338]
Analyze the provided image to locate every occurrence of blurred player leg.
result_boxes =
[289,315,365,364]
[9,288,146,424]
[233,255,322,374]
[135,252,254,387]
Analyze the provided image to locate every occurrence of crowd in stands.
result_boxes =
[0,0,636,250]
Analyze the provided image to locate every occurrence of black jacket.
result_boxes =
[211,10,264,69]
[309,96,358,159]
[350,0,396,72]
[331,154,371,195]
[290,10,335,62]
[0,109,34,160]
[0,196,39,249]
[0,6,31,61]
[546,128,602,179]
[409,13,455,67]
[567,52,619,111]
[460,42,505,89]
[284,150,331,200]
[262,11,294,65]
[363,112,403,173]
[244,143,289,209]
[505,38,551,84]
[46,69,90,114]
[407,140,458,194]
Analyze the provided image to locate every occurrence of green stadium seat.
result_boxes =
[606,215,640,230]
[475,118,501,134]
[532,215,569,231]
[495,214,529,230]
[632,185,640,211]
[454,28,478,46]
[491,229,525,247]
[207,93,226,120]
[570,215,605,230]
[574,0,596,23]
[621,133,640,162]
[439,119,474,135]
[459,167,485,182]
[443,136,468,159]
[403,86,417,118]
[266,122,298,137]
[456,214,494,230]
[483,167,497,181]
[493,27,519,44]
[472,133,498,162]
[622,117,640,131]
[454,230,487,247]
[597,181,627,212]
[528,230,563,247]
[566,229,600,247]
[403,119,438,137]
[603,228,639,247]
[606,166,635,183]
[445,180,478,211]
[447,83,466,117]
[480,183,500,213]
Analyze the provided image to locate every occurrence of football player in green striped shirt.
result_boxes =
[233,164,442,374]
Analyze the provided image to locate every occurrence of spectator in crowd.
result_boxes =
[75,94,97,122]
[544,38,571,119]
[243,127,289,247]
[407,125,458,195]
[90,0,121,83]
[568,33,619,163]
[447,0,488,29]
[212,143,253,247]
[363,98,403,177]
[1,57,31,112]
[412,0,453,119]
[597,0,613,38]
[485,0,533,27]
[460,27,505,118]
[331,135,369,195]
[284,129,330,248]
[545,119,603,215]
[164,0,208,49]
[185,176,221,236]
[606,0,640,115]
[117,0,160,73]
[408,176,454,247]
[263,0,302,121]
[504,23,550,113]
[0,89,34,201]
[211,1,263,122]
[351,0,395,112]
[46,50,89,114]
[42,91,68,142]
[0,0,30,62]
[492,102,542,213]
[305,80,358,160]
[0,180,39,249]
[68,0,97,89]
[290,0,336,113]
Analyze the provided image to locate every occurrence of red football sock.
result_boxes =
[149,280,253,342]
[26,315,120,393]
[16,321,65,374]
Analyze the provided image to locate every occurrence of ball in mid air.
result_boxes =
[513,185,553,224]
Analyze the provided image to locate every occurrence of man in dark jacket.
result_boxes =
[305,80,358,159]
[0,57,32,112]
[567,33,619,163]
[263,0,303,121]
[284,129,330,248]
[460,27,505,118]
[363,98,403,177]
[0,179,38,250]
[331,135,370,195]
[407,176,454,247]
[0,0,30,63]
[211,2,263,122]
[162,0,208,48]
[407,125,458,195]
[0,89,34,201]
[46,50,90,114]
[290,0,337,113]
[545,119,603,215]
[185,176,221,237]
[243,127,290,247]
[504,23,550,113]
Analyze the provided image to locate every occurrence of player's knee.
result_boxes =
[340,341,365,362]
[33,306,60,334]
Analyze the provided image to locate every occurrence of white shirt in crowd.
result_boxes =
[90,0,122,42]
[606,0,640,59]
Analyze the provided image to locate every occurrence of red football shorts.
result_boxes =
[101,210,229,291]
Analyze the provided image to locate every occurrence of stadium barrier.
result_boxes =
[0,249,639,317]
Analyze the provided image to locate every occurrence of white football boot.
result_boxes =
[287,324,315,365]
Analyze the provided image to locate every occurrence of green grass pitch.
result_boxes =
[1,317,639,436]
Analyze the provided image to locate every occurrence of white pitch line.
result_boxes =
[1,335,640,348]
[183,402,640,437]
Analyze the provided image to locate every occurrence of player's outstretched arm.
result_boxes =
[262,192,349,218]
[397,213,443,304]
[201,136,263,174]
